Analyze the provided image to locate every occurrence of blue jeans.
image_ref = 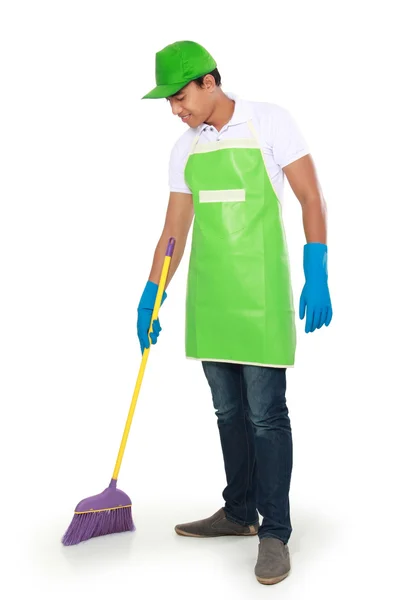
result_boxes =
[201,361,293,544]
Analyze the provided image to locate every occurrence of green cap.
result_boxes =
[142,40,217,99]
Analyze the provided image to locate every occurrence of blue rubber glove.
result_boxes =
[299,243,332,333]
[137,281,167,354]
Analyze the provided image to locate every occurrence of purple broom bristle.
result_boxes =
[62,507,135,546]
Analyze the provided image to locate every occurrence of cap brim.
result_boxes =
[142,81,188,99]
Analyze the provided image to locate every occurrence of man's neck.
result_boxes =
[204,94,235,132]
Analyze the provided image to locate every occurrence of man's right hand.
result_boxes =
[137,281,167,354]
[137,192,193,354]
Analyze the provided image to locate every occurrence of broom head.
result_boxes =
[62,479,135,546]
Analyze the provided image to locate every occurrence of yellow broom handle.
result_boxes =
[112,237,176,481]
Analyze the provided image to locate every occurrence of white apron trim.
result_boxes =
[199,189,246,203]
[186,356,294,368]
[193,138,259,153]
[184,120,259,169]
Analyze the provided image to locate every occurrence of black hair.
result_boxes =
[167,68,222,100]
[193,68,221,88]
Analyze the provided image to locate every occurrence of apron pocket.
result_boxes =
[198,188,247,237]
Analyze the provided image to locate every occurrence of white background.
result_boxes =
[1,1,399,598]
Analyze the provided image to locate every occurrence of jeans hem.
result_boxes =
[258,533,289,544]
[225,511,259,528]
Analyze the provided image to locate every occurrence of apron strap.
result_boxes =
[246,118,272,177]
[247,119,260,144]
[188,132,202,155]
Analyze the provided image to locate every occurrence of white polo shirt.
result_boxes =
[168,92,310,205]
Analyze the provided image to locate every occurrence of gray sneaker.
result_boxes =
[254,537,291,585]
[174,507,259,537]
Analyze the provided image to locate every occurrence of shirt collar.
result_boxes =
[198,92,249,132]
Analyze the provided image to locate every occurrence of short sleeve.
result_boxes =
[168,138,192,194]
[271,106,310,168]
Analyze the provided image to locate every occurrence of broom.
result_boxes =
[62,237,176,546]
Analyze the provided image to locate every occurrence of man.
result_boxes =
[138,40,332,585]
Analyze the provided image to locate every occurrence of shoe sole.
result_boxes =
[256,570,290,585]
[175,525,258,537]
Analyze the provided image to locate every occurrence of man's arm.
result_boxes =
[148,191,194,289]
[283,154,327,244]
[283,154,332,332]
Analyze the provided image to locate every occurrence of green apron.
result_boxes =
[184,119,296,367]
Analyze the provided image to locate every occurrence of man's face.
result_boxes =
[167,81,214,128]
